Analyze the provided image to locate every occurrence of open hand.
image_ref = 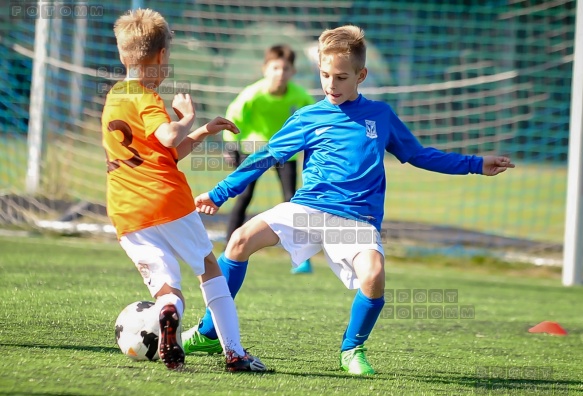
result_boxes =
[194,192,219,215]
[205,117,240,136]
[482,156,515,176]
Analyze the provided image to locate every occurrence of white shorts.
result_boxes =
[257,202,384,289]
[119,211,213,296]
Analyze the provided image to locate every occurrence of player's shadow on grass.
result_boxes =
[1,342,278,374]
[411,373,577,394]
[0,342,119,354]
[272,369,376,380]
[0,392,83,396]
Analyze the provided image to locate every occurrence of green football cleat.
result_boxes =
[182,325,223,355]
[340,345,375,375]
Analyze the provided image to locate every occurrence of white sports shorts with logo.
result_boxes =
[119,211,213,297]
[257,202,384,289]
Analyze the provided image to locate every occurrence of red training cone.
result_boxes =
[528,321,567,336]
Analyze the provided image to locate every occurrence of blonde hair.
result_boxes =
[318,25,366,71]
[113,8,172,65]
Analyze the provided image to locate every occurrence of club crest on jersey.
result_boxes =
[365,120,377,138]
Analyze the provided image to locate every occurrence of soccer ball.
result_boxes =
[115,301,160,361]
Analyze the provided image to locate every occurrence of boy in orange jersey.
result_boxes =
[102,8,266,372]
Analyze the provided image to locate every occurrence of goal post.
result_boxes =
[563,0,583,286]
[25,0,48,194]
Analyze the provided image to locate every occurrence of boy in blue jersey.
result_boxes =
[190,25,515,375]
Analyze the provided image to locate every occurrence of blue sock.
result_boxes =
[198,253,248,340]
[341,290,385,352]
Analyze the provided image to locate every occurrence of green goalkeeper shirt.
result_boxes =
[224,78,315,159]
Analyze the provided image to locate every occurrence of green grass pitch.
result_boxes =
[0,235,582,395]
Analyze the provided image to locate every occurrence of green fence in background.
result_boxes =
[0,0,574,246]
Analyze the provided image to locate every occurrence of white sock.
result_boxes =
[155,293,184,319]
[200,276,245,356]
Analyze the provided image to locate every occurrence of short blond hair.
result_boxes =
[113,8,172,65]
[318,25,366,71]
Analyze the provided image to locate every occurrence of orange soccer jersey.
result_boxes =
[101,80,195,238]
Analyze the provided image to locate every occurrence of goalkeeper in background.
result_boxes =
[222,44,315,274]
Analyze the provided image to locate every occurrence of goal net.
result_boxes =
[0,0,574,251]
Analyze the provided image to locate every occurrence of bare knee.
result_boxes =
[357,263,385,299]
[226,226,252,260]
[353,250,385,298]
[225,219,279,261]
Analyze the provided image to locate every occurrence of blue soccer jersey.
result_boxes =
[210,94,483,230]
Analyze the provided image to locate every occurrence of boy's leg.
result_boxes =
[195,254,249,340]
[196,253,266,371]
[184,218,279,351]
[119,230,187,370]
[340,250,385,375]
[275,161,313,274]
[198,253,244,356]
[225,180,257,243]
[155,286,186,370]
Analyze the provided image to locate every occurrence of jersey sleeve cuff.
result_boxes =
[208,187,226,207]
[469,156,483,174]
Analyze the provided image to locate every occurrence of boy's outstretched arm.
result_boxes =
[176,117,240,160]
[195,111,305,214]
[407,147,515,176]
[482,155,515,176]
[194,148,280,215]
